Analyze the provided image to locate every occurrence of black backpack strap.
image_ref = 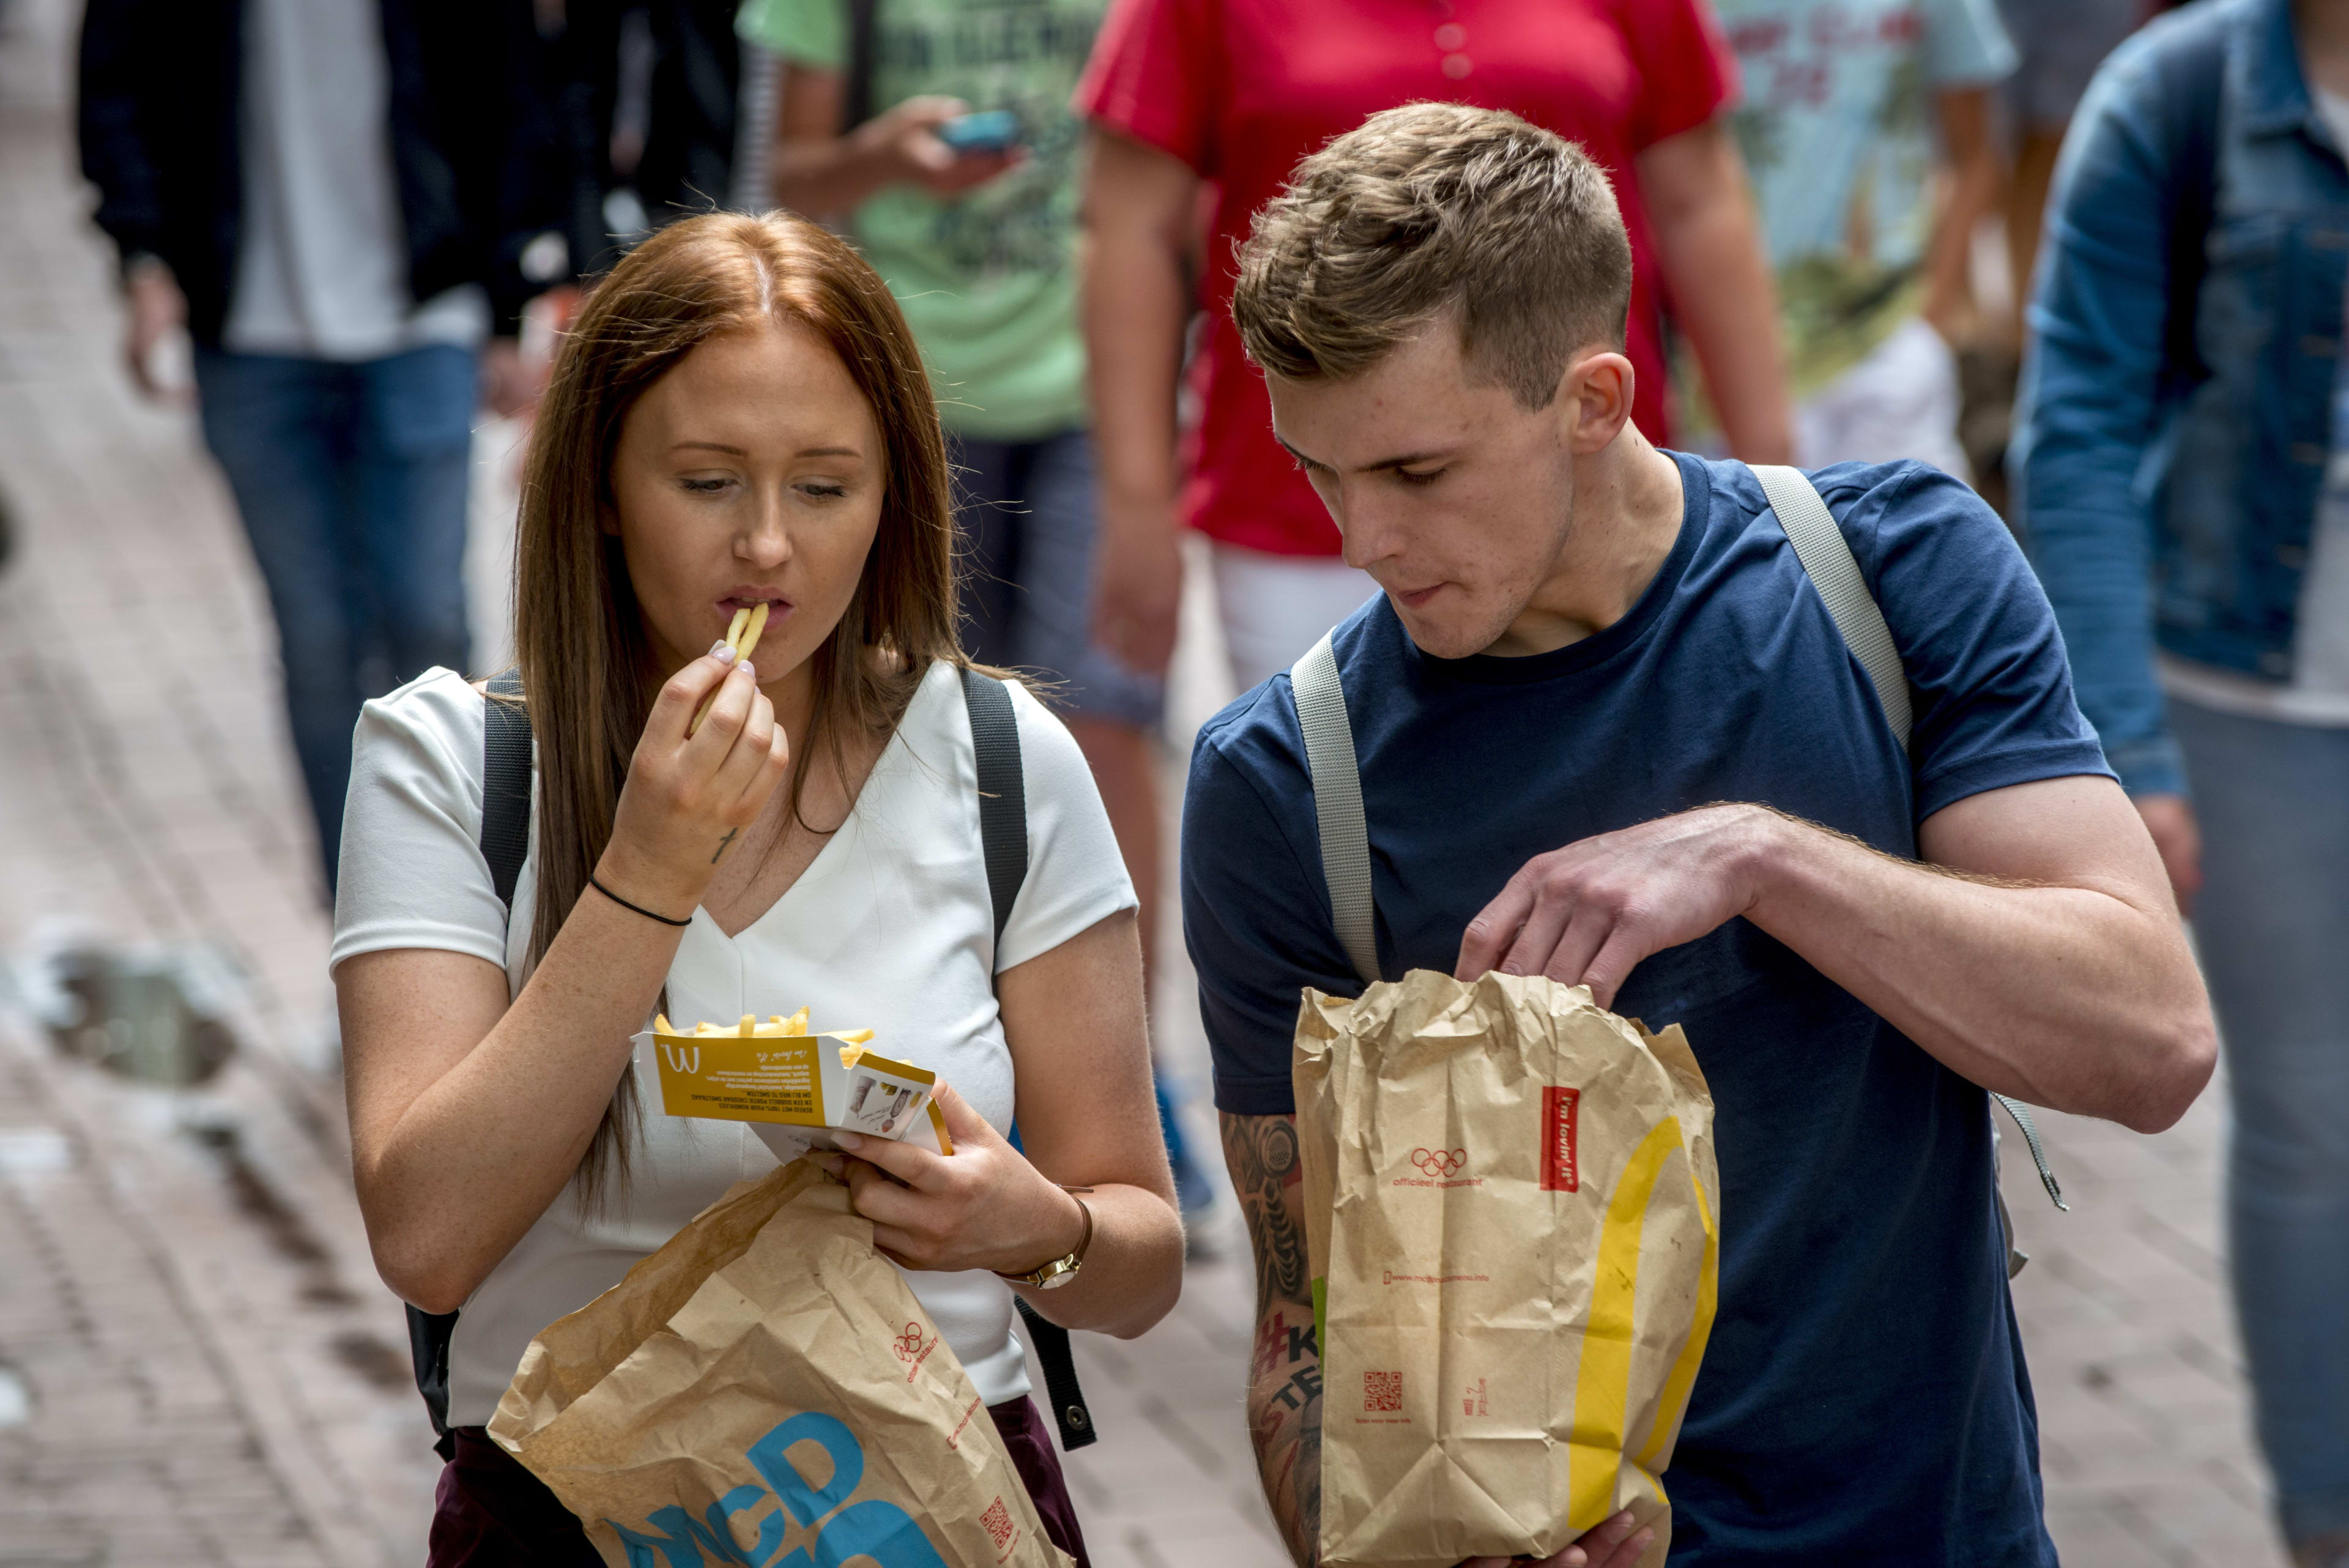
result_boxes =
[408,670,537,1462]
[959,667,1097,1452]
[842,0,881,131]
[481,669,534,909]
[1014,1298,1096,1449]
[963,667,1028,942]
[2152,10,2228,396]
[406,1305,460,1462]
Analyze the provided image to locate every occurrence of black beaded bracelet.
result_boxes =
[588,874,693,927]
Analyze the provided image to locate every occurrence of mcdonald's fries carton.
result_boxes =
[1294,970,1718,1568]
[642,1010,952,1158]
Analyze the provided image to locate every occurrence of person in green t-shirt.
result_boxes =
[737,0,1211,1216]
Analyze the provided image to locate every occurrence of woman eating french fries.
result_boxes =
[328,211,1181,1566]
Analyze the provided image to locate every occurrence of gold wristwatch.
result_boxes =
[998,1188,1094,1290]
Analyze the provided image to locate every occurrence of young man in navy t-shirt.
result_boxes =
[1182,103,2217,1568]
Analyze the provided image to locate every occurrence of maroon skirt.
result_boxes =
[427,1396,1088,1567]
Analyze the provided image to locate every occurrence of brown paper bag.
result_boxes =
[1294,970,1719,1568]
[488,1157,1074,1568]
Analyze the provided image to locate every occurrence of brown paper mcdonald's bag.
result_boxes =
[486,1157,1073,1568]
[1294,970,1719,1568]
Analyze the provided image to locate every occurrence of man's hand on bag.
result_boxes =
[1457,804,1773,1008]
[818,1085,1088,1276]
[1457,1509,1652,1568]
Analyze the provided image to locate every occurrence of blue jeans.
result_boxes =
[193,344,475,893]
[2175,700,2349,1544]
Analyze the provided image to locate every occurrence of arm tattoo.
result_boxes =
[1224,1114,1322,1566]
[710,827,740,864]
[1223,1112,1310,1311]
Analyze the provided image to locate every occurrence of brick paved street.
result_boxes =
[0,0,2293,1563]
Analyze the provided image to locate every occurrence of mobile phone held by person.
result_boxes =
[937,110,1020,157]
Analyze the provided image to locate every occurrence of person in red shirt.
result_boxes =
[1075,0,1791,691]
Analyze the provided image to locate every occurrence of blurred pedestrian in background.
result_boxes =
[1075,0,1791,695]
[1948,0,2148,516]
[566,0,749,272]
[743,0,1160,942]
[741,0,1212,1210]
[1992,0,2153,350]
[2016,2,2349,1561]
[78,0,566,896]
[1709,0,2011,477]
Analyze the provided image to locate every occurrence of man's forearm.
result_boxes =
[1742,790,2214,1131]
[1223,1112,1324,1565]
[1248,1302,1324,1566]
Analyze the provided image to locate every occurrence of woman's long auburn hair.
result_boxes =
[511,210,963,1208]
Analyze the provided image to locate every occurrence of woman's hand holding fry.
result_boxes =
[596,648,790,920]
[691,601,770,735]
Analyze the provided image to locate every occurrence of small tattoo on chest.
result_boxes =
[710,828,740,864]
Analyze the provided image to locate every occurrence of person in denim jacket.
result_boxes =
[2014,2,2349,1561]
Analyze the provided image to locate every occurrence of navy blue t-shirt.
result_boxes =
[1181,455,2110,1566]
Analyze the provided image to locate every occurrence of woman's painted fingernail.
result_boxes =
[712,643,737,665]
[737,660,755,681]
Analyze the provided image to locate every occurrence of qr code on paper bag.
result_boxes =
[1364,1370,1403,1412]
[981,1497,1015,1550]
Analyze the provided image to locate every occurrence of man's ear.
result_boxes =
[1551,347,1638,455]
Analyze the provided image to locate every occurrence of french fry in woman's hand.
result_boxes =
[688,601,772,736]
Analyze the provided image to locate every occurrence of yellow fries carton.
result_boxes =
[641,1009,952,1157]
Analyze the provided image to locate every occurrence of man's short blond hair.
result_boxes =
[1231,103,1633,411]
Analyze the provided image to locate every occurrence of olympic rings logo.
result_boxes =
[1411,1147,1468,1179]
[892,1322,926,1362]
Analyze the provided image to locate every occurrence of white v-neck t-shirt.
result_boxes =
[330,660,1137,1427]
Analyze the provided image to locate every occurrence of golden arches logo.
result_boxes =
[659,1042,701,1074]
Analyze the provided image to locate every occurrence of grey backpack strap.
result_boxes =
[1994,1096,2066,1213]
[1288,632,1381,990]
[1752,465,2065,1227]
[1753,464,1915,748]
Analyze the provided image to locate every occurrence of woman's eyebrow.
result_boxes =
[667,441,863,459]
